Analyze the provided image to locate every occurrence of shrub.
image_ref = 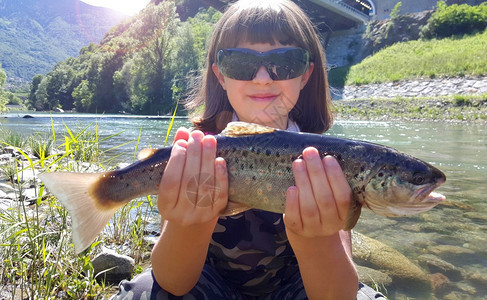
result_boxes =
[420,1,487,39]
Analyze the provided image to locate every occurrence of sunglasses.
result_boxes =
[216,47,310,81]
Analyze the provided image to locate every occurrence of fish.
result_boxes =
[39,122,446,253]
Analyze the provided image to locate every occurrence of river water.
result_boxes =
[1,113,486,299]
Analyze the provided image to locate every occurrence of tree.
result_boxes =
[28,74,44,109]
[45,60,76,110]
[26,1,222,114]
[420,1,487,39]
[127,1,182,114]
[0,66,7,112]
[72,80,94,111]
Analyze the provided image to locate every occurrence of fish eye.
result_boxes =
[412,172,426,185]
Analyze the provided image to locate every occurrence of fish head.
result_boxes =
[362,155,446,217]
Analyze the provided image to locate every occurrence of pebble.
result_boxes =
[417,254,462,282]
[429,273,451,293]
[92,248,135,283]
[332,76,487,100]
[356,265,392,287]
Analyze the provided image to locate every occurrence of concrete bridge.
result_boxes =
[202,0,483,32]
[308,0,371,24]
[201,0,373,31]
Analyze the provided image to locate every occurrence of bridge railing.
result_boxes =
[335,1,370,19]
[311,0,370,23]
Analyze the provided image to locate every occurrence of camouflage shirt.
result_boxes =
[206,210,298,295]
[206,117,300,296]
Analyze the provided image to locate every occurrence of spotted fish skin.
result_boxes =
[216,127,445,220]
[39,122,446,253]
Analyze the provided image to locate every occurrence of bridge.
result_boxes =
[201,0,373,32]
[309,0,371,24]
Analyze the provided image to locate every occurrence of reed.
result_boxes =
[0,121,156,298]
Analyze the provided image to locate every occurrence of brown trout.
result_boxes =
[39,122,446,253]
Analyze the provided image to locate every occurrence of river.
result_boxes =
[1,112,486,299]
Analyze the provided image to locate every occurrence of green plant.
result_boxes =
[453,94,472,106]
[344,30,487,85]
[29,134,54,159]
[0,123,136,298]
[390,2,402,20]
[0,129,27,148]
[420,1,487,39]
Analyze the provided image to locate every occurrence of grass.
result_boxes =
[0,102,182,298]
[329,29,487,86]
[0,123,156,299]
[333,93,487,121]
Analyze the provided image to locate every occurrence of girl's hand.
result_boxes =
[157,128,228,227]
[284,147,352,239]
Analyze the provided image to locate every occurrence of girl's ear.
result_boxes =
[212,63,226,90]
[300,62,314,90]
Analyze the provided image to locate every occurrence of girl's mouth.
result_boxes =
[249,94,278,102]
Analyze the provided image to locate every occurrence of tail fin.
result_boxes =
[39,172,120,254]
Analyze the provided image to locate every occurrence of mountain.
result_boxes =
[0,0,129,85]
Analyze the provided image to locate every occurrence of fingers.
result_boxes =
[291,157,322,226]
[213,157,228,213]
[173,127,190,143]
[196,135,217,207]
[184,131,204,207]
[284,147,351,237]
[322,155,351,222]
[158,130,228,226]
[159,139,188,212]
[283,186,301,232]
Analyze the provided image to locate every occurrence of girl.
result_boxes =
[113,0,385,299]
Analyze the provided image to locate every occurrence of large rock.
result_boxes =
[92,248,135,283]
[356,265,392,288]
[352,231,432,295]
[418,254,462,281]
[362,10,433,57]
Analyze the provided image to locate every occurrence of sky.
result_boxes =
[80,0,151,15]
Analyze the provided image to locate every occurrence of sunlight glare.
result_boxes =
[80,0,150,15]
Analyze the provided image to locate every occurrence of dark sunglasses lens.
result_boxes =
[217,50,258,80]
[217,48,309,81]
[267,49,309,80]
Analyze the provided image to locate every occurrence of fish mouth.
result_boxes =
[415,184,446,204]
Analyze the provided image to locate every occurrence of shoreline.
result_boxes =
[333,95,487,123]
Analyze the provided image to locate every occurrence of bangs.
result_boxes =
[216,1,307,50]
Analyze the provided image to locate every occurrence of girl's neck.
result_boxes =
[231,112,300,132]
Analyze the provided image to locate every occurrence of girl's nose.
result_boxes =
[252,66,273,83]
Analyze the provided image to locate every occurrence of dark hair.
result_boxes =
[186,0,333,134]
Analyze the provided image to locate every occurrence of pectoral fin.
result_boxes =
[344,194,363,230]
[221,201,251,216]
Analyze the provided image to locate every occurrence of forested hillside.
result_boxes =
[0,0,128,83]
[27,1,220,115]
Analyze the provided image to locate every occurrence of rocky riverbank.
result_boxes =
[331,76,487,122]
[333,76,487,100]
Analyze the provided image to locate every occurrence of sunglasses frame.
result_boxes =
[216,47,310,81]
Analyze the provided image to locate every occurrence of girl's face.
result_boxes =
[212,41,314,130]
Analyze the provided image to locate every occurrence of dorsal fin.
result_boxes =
[137,148,158,160]
[220,122,275,137]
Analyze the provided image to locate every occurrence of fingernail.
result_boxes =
[216,158,226,174]
[293,159,306,171]
[324,155,339,168]
[174,140,187,149]
[287,186,298,196]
